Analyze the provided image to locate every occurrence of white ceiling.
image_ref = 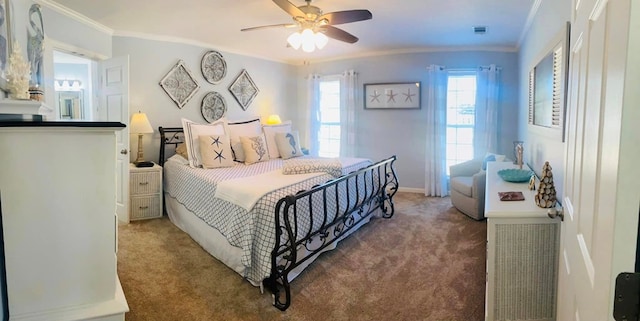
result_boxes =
[47,0,536,65]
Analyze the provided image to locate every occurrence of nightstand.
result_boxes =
[129,163,163,220]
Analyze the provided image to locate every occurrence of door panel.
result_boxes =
[99,56,130,223]
[558,0,637,320]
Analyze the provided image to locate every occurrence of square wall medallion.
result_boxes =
[159,60,200,109]
[228,69,259,111]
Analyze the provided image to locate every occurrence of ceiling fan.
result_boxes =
[241,0,372,46]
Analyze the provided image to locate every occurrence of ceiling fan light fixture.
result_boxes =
[300,28,316,52]
[314,32,328,49]
[287,31,302,49]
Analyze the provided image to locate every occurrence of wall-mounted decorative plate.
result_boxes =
[201,91,227,123]
[228,69,259,111]
[159,60,200,109]
[201,51,227,84]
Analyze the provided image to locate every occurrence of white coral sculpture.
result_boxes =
[6,42,31,99]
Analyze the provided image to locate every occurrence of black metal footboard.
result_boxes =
[264,156,398,310]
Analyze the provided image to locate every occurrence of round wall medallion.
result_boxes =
[201,91,227,123]
[201,51,227,84]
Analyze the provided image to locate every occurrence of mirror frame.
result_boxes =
[528,22,570,142]
[57,90,84,120]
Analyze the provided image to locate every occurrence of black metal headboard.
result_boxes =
[158,127,184,167]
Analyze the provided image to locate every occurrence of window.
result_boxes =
[318,77,341,157]
[446,72,477,174]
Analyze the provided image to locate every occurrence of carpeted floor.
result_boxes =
[117,192,487,321]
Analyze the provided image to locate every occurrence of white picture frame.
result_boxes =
[364,82,421,109]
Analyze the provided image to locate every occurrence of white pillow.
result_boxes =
[199,134,235,168]
[262,121,292,159]
[181,118,227,168]
[167,154,189,165]
[227,118,262,162]
[275,131,303,160]
[240,135,270,165]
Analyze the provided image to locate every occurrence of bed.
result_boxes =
[158,125,398,310]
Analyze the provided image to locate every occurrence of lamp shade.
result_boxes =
[266,114,282,125]
[130,112,153,134]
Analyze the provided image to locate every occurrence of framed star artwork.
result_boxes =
[364,82,421,109]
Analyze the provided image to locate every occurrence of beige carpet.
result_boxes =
[117,192,487,321]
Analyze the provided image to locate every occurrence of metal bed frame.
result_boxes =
[158,126,399,311]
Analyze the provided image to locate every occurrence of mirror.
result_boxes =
[528,22,570,141]
[57,91,83,119]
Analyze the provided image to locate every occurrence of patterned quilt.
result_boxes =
[163,156,372,284]
[281,157,343,178]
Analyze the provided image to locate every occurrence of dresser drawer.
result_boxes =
[130,195,162,220]
[130,171,161,195]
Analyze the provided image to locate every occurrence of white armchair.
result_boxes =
[449,158,486,220]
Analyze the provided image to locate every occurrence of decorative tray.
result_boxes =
[497,168,534,183]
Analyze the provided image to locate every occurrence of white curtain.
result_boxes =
[424,64,448,197]
[474,64,501,157]
[306,74,321,157]
[340,70,357,157]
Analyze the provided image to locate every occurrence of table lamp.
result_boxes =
[130,111,154,167]
[266,114,282,125]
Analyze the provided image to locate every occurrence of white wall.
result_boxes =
[518,0,572,198]
[111,36,298,164]
[296,50,520,190]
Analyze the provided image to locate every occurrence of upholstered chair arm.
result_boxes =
[449,159,483,178]
[472,170,487,200]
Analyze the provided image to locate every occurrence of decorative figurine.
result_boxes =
[6,43,31,100]
[528,175,536,191]
[535,161,557,208]
[516,143,524,170]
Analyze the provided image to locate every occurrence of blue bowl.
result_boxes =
[497,169,534,183]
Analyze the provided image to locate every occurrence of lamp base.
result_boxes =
[134,161,154,168]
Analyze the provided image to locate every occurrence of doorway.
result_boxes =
[52,50,95,120]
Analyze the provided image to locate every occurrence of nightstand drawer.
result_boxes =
[130,171,161,195]
[130,195,162,220]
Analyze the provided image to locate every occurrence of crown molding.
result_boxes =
[113,30,290,65]
[517,0,543,48]
[303,45,518,65]
[35,0,114,35]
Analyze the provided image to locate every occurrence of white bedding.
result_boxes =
[163,155,373,284]
[214,170,323,211]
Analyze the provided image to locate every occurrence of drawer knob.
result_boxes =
[139,206,149,210]
[139,182,149,185]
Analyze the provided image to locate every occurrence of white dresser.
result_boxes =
[129,163,163,220]
[0,121,129,320]
[484,162,560,321]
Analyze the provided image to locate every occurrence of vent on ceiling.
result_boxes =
[473,26,487,34]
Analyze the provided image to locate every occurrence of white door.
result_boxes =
[557,0,640,320]
[99,56,130,223]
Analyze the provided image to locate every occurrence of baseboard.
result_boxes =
[11,278,129,321]
[397,187,425,194]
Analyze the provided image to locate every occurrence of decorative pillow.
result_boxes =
[240,135,270,165]
[199,135,235,168]
[226,118,262,162]
[262,121,292,159]
[274,131,304,160]
[181,118,227,168]
[175,144,188,159]
[482,153,506,170]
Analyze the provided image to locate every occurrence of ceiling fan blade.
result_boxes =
[319,25,359,44]
[318,10,372,25]
[241,23,297,32]
[272,0,306,18]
